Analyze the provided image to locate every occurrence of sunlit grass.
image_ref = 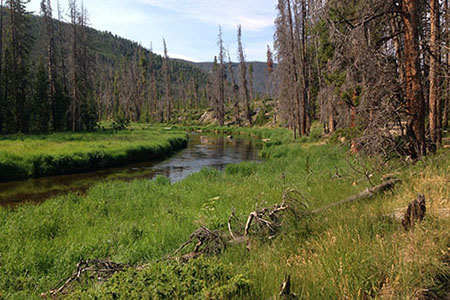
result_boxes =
[0,126,447,298]
[0,127,188,181]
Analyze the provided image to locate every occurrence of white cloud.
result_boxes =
[139,0,276,31]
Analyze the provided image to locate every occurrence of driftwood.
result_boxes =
[402,194,426,230]
[311,178,401,214]
[42,259,127,298]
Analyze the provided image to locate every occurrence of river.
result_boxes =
[0,133,261,207]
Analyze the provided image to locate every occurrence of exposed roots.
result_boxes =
[173,226,226,262]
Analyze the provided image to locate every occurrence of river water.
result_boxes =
[0,133,261,207]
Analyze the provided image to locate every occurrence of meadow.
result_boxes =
[0,127,188,182]
[0,126,448,298]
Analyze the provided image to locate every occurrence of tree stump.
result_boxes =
[402,194,426,230]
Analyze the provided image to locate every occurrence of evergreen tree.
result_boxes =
[30,58,50,132]
[5,0,33,133]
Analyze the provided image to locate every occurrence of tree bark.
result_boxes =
[429,0,441,148]
[0,0,3,133]
[286,0,301,138]
[401,0,426,156]
[300,0,309,136]
[445,0,450,129]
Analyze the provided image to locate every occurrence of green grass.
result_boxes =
[0,127,188,182]
[0,126,448,299]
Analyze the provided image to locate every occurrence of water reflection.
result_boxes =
[0,133,261,207]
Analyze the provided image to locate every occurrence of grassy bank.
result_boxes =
[0,127,188,182]
[0,127,448,298]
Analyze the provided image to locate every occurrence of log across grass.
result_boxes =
[0,127,188,182]
[0,127,448,298]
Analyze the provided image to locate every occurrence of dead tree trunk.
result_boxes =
[300,0,309,136]
[42,0,57,131]
[429,0,441,149]
[237,25,252,126]
[286,0,301,138]
[311,179,401,214]
[401,0,426,157]
[445,0,450,130]
[0,0,3,133]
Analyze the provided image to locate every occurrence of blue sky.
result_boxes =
[27,0,277,62]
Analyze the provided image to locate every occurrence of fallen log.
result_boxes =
[311,178,401,214]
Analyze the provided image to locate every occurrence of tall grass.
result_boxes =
[0,127,447,298]
[0,127,188,182]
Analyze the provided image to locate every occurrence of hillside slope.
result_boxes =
[177,60,272,96]
[28,14,208,90]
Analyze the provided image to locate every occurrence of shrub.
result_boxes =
[68,258,252,299]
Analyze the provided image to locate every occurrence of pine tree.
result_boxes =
[429,0,441,149]
[401,0,426,156]
[0,0,4,133]
[31,58,50,132]
[5,0,33,133]
[41,0,57,130]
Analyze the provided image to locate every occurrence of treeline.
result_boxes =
[0,0,208,134]
[0,0,96,133]
[272,0,449,157]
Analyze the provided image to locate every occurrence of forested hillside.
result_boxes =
[0,2,208,134]
[180,60,272,96]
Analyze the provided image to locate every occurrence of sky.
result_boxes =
[27,0,278,62]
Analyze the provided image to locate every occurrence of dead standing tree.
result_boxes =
[216,27,225,126]
[429,0,442,149]
[162,39,172,122]
[41,0,57,130]
[228,51,241,126]
[401,0,426,156]
[237,25,252,126]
